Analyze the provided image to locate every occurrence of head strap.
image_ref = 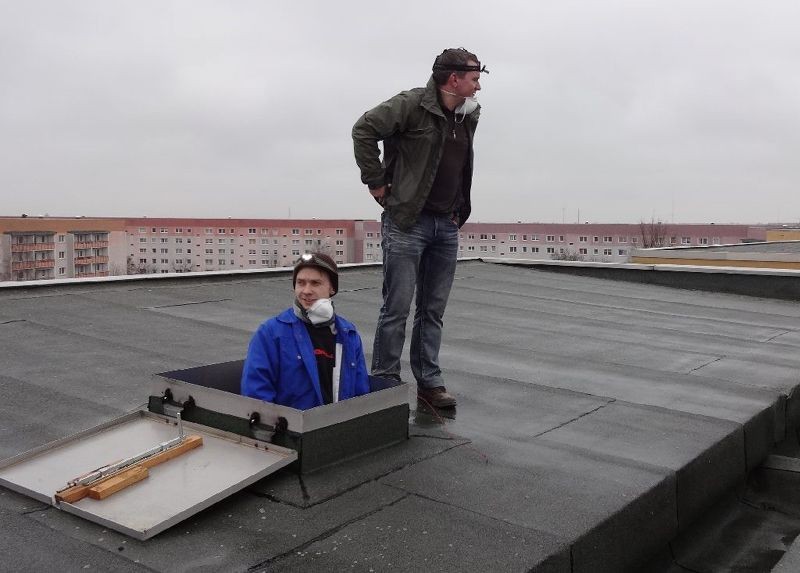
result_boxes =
[432,62,489,74]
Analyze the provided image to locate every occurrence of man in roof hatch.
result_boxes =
[241,252,370,410]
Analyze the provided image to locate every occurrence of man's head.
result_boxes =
[431,47,487,90]
[293,252,338,309]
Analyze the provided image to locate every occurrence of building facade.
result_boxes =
[0,217,127,281]
[0,216,774,281]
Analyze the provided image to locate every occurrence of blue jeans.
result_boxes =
[372,210,459,389]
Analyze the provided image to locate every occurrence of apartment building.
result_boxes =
[0,217,126,281]
[125,218,357,274]
[0,216,772,281]
[360,221,766,264]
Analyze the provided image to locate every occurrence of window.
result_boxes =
[546,235,555,242]
[218,238,225,244]
[603,249,612,255]
[366,232,374,238]
[175,259,183,264]
[160,238,168,243]
[161,258,169,264]
[160,248,168,253]
[480,245,488,252]
[218,228,226,234]
[139,258,147,264]
[248,259,256,265]
[712,237,720,245]
[205,238,213,244]
[292,228,300,235]
[579,236,588,242]
[336,239,344,246]
[682,237,692,245]
[186,249,191,253]
[292,239,300,245]
[205,259,213,265]
[151,237,157,242]
[619,236,627,243]
[139,237,147,243]
[467,245,475,251]
[593,236,599,243]
[336,250,344,256]
[249,249,256,255]
[531,235,539,241]
[593,249,599,255]
[175,238,183,244]
[175,248,183,254]
[509,246,517,253]
[579,248,587,255]
[631,237,638,244]
[603,236,613,243]
[522,247,528,253]
[336,229,344,235]
[261,238,269,245]
[248,238,256,244]
[305,239,313,246]
[546,247,555,254]
[468,233,475,240]
[559,235,564,242]
[699,237,709,245]
[261,250,268,255]
[305,229,313,235]
[291,249,300,256]
[480,234,488,240]
[509,234,516,241]
[248,228,256,234]
[58,267,65,275]
[218,248,226,254]
[205,249,213,254]
[532,247,539,253]
[205,228,213,234]
[219,259,226,265]
[139,248,146,253]
[618,249,627,256]
[160,227,167,233]
[175,228,183,233]
[138,227,146,233]
[491,234,496,240]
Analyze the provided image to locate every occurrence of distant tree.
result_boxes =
[550,249,585,261]
[638,218,670,248]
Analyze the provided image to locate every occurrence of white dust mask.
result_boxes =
[307,298,334,325]
[455,96,479,116]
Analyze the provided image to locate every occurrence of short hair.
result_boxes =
[431,47,482,86]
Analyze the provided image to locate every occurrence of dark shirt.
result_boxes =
[304,323,336,404]
[424,106,469,214]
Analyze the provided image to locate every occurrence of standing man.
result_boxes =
[352,47,487,408]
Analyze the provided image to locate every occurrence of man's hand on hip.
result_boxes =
[369,186,388,206]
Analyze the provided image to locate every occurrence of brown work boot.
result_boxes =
[418,386,457,408]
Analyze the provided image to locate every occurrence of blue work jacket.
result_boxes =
[241,308,371,410]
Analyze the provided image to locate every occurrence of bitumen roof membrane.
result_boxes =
[1,260,799,572]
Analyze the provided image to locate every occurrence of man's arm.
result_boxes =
[352,92,416,191]
[240,326,279,402]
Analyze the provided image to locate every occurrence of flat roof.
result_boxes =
[1,260,799,571]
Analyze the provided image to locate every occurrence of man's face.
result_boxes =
[295,267,334,309]
[453,60,482,98]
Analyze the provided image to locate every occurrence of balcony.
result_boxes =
[12,259,55,271]
[74,241,108,249]
[75,271,110,278]
[74,256,109,266]
[11,242,55,253]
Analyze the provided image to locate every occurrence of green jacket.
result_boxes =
[352,77,479,231]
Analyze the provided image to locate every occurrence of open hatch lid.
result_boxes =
[0,410,296,540]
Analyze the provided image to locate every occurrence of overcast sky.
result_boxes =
[1,1,798,224]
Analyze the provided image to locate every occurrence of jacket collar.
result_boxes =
[421,77,445,118]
